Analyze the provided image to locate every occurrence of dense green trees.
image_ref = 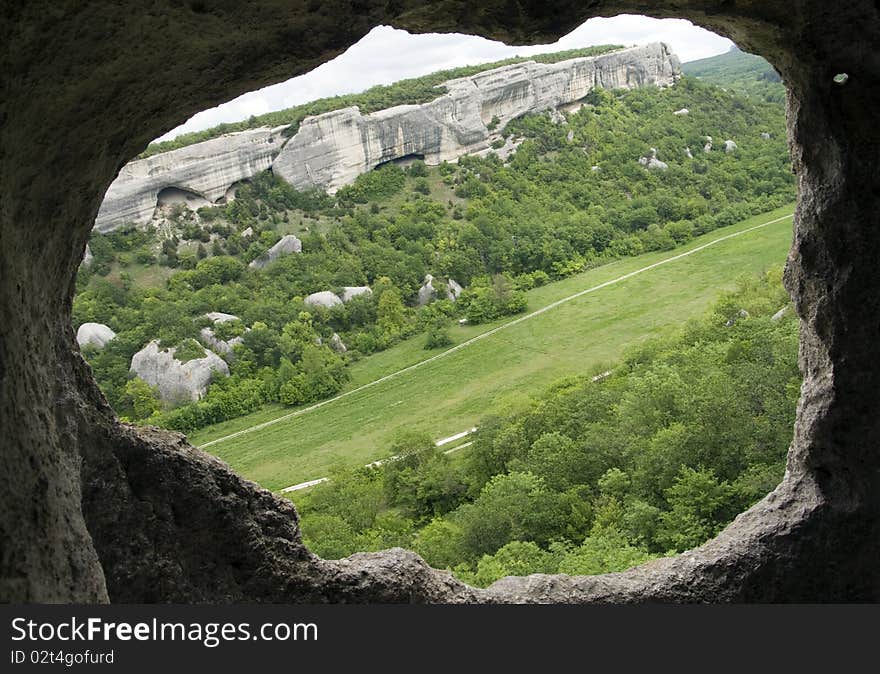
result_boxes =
[75,71,793,434]
[294,270,800,585]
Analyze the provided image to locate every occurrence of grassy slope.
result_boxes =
[191,205,794,490]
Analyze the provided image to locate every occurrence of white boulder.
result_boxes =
[761,132,772,140]
[76,322,116,349]
[304,291,343,308]
[130,340,229,403]
[249,234,302,269]
[82,244,94,268]
[703,136,713,153]
[724,139,738,153]
[329,332,347,353]
[673,107,689,115]
[204,311,239,324]
[684,147,694,159]
[418,275,438,306]
[340,286,372,302]
[638,148,668,170]
[447,278,464,300]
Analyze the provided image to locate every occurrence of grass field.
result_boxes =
[190,205,795,491]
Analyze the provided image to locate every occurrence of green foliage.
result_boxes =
[293,269,799,582]
[682,46,785,104]
[122,377,161,421]
[172,338,206,362]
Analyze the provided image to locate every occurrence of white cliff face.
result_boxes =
[273,43,681,193]
[95,126,287,231]
[130,340,229,403]
[95,44,680,231]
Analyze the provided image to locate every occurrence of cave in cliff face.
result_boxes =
[1,2,879,603]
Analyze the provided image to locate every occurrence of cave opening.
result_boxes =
[2,3,878,603]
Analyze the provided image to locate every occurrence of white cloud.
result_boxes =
[156,15,733,141]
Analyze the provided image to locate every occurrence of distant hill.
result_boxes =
[683,46,784,103]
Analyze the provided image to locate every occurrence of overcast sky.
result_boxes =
[157,14,733,141]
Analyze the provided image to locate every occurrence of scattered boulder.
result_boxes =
[684,147,694,159]
[761,132,772,140]
[771,306,789,322]
[248,234,302,269]
[447,278,464,301]
[638,148,668,171]
[76,322,116,349]
[590,165,600,172]
[703,136,713,153]
[82,243,93,268]
[241,226,254,239]
[340,286,372,303]
[724,139,738,153]
[204,311,239,324]
[673,107,689,115]
[130,340,229,403]
[329,332,347,353]
[418,275,438,306]
[566,129,574,142]
[304,290,343,308]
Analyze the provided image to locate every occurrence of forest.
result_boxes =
[74,70,794,434]
[293,270,799,585]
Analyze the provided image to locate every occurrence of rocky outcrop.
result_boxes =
[129,340,229,403]
[82,244,93,268]
[418,275,438,306]
[329,332,347,353]
[304,290,343,308]
[447,278,463,300]
[639,148,669,170]
[95,126,287,231]
[341,285,372,302]
[93,44,678,231]
[76,322,116,349]
[273,43,680,193]
[724,139,738,152]
[248,234,302,269]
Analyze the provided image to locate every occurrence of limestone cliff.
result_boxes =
[273,42,680,192]
[94,43,679,231]
[95,126,287,231]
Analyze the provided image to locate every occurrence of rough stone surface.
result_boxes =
[204,312,239,324]
[304,291,343,309]
[248,234,302,269]
[273,43,680,193]
[2,0,880,605]
[130,341,229,403]
[673,107,689,115]
[684,147,694,159]
[329,332,347,353]
[639,148,669,170]
[340,286,372,302]
[447,278,464,301]
[82,243,93,267]
[95,127,286,231]
[76,323,116,349]
[199,328,244,356]
[724,139,738,152]
[418,274,438,306]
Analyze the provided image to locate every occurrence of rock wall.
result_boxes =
[94,126,287,231]
[273,43,679,192]
[94,43,679,230]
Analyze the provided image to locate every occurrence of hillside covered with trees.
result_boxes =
[75,64,794,436]
[293,270,799,585]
